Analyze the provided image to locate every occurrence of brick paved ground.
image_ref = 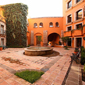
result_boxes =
[0,47,74,85]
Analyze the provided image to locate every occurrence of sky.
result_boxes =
[0,0,63,18]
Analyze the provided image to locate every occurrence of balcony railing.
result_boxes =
[72,29,82,36]
[64,31,71,37]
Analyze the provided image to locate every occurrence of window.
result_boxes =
[76,9,82,20]
[1,38,4,46]
[67,0,72,9]
[49,22,53,27]
[76,23,82,29]
[76,0,81,3]
[67,26,72,31]
[39,22,43,27]
[1,25,4,34]
[67,14,72,23]
[34,23,37,28]
[55,22,59,27]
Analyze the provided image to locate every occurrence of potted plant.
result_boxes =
[74,48,79,54]
[0,46,3,51]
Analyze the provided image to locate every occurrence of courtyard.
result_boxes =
[0,47,80,85]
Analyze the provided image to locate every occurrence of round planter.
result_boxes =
[74,51,78,55]
[0,47,2,51]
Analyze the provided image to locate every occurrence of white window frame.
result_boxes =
[74,8,83,21]
[74,22,83,29]
[66,25,72,31]
[66,14,72,24]
[66,0,72,10]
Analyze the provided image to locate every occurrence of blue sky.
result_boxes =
[0,0,63,18]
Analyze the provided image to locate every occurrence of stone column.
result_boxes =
[31,31,34,45]
[43,30,48,46]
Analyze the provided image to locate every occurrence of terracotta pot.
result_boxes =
[74,51,78,55]
[0,47,2,51]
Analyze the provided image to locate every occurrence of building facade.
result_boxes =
[63,0,85,48]
[27,17,63,47]
[27,0,85,48]
[0,8,6,47]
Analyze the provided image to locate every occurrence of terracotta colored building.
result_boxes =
[63,0,85,48]
[27,0,85,48]
[0,8,6,47]
[27,17,63,47]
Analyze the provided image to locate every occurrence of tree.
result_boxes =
[61,37,70,49]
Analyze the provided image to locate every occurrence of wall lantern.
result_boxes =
[83,37,85,40]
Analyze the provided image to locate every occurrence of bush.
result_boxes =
[15,70,44,83]
[64,46,69,50]
[84,64,85,72]
[27,45,30,47]
[81,48,85,65]
[81,46,84,51]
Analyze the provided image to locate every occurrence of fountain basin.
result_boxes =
[24,47,53,56]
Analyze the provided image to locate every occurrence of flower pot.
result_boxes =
[74,51,78,55]
[0,47,2,51]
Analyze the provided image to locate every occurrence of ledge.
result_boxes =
[66,22,73,25]
[73,18,83,23]
[73,0,84,7]
[66,7,73,12]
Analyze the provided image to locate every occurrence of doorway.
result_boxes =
[76,38,82,47]
[36,36,42,46]
[67,38,71,46]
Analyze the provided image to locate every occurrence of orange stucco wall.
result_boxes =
[27,17,63,46]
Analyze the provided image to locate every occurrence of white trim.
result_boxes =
[66,25,72,31]
[74,22,83,29]
[66,14,72,24]
[66,0,72,10]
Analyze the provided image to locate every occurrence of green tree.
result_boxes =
[1,3,28,47]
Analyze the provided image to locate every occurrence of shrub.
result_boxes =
[64,46,69,50]
[81,46,84,51]
[27,45,30,47]
[15,70,44,83]
[84,64,85,72]
[81,48,85,65]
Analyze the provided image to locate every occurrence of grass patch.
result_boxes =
[15,70,44,83]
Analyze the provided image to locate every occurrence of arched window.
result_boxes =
[49,22,53,27]
[55,22,59,27]
[39,22,43,27]
[76,9,82,20]
[34,23,37,28]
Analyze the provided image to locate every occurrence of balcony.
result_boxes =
[72,29,82,36]
[64,31,71,37]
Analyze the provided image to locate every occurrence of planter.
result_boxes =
[74,51,78,55]
[0,47,2,51]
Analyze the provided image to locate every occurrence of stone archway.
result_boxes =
[48,33,60,46]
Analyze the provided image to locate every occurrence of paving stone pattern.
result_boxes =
[0,47,74,85]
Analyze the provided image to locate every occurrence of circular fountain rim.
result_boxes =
[25,46,53,52]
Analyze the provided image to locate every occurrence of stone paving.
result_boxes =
[0,47,74,85]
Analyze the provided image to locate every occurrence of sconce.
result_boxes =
[83,37,85,40]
